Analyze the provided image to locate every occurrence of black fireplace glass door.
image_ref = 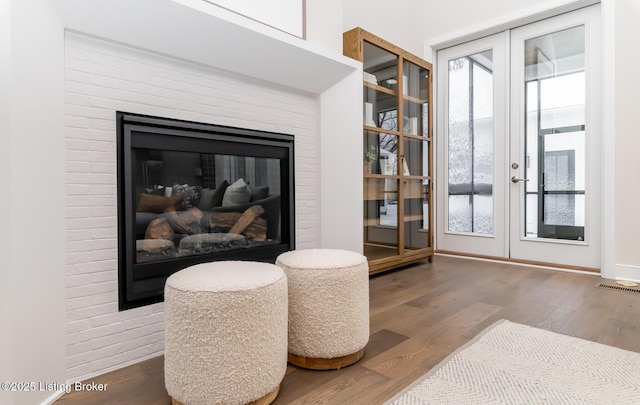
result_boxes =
[118,112,294,310]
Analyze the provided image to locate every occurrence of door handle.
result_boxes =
[511,176,530,183]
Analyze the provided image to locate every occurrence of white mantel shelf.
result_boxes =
[50,0,359,94]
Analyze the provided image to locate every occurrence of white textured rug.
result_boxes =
[385,320,640,404]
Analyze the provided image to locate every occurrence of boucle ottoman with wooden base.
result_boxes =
[164,261,287,405]
[276,248,369,370]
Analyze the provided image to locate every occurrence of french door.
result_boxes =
[436,5,601,269]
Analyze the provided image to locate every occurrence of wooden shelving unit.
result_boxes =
[344,27,434,274]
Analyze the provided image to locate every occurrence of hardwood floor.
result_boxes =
[55,255,640,404]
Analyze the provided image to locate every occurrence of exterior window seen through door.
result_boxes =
[447,51,494,234]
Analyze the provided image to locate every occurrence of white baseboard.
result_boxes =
[613,264,640,283]
[434,253,600,276]
[40,389,66,405]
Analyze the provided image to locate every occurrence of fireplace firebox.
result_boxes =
[117,112,295,310]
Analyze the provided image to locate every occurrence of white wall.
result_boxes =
[613,0,640,279]
[307,0,363,252]
[343,0,420,55]
[319,70,363,252]
[4,1,67,404]
[305,0,344,53]
[0,1,12,405]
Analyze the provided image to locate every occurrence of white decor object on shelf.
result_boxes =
[403,157,410,176]
[364,102,376,127]
[408,117,418,135]
[363,71,377,85]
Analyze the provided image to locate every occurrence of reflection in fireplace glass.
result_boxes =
[134,149,282,263]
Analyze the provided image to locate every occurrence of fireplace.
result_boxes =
[117,112,295,310]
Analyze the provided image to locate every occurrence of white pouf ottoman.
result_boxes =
[164,261,288,405]
[276,248,369,370]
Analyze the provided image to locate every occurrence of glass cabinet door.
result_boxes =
[403,137,430,250]
[364,178,399,260]
[362,41,401,260]
[364,130,398,175]
[363,41,398,131]
[403,179,429,250]
[403,61,430,137]
[401,60,431,251]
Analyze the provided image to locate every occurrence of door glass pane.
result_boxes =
[525,194,538,236]
[447,50,494,234]
[448,195,472,233]
[540,74,585,129]
[524,25,586,241]
[473,194,493,234]
[446,192,493,235]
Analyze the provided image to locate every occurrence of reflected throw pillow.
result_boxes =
[210,180,230,208]
[250,186,269,202]
[136,193,183,213]
[198,188,215,211]
[222,178,252,207]
[172,183,201,210]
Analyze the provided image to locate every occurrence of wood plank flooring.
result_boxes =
[55,255,640,404]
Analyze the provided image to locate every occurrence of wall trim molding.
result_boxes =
[435,252,600,276]
[40,390,65,405]
[600,0,616,280]
[424,0,599,56]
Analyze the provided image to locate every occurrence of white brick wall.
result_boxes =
[64,32,319,381]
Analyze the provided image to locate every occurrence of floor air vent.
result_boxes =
[596,282,640,294]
